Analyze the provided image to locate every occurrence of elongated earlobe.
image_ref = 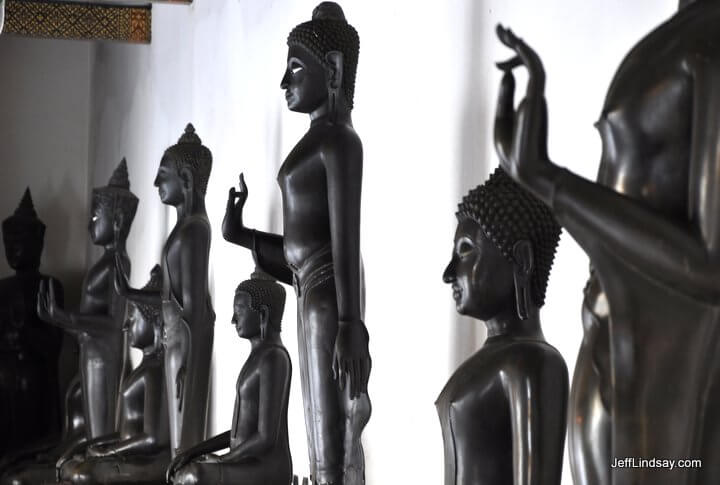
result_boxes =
[512,240,534,320]
[326,51,344,123]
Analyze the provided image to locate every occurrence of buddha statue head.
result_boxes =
[123,265,162,351]
[156,124,212,208]
[233,271,286,340]
[282,2,359,116]
[443,168,561,321]
[90,158,138,246]
[2,188,45,272]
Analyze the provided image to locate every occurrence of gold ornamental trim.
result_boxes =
[4,0,152,43]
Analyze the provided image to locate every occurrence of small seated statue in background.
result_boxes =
[58,265,169,485]
[166,272,292,485]
[438,167,568,485]
[0,188,64,454]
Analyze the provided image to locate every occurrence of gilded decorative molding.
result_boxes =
[4,0,151,43]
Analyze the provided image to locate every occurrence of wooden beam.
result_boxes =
[3,0,152,43]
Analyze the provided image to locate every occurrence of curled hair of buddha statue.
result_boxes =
[92,158,139,241]
[162,123,213,196]
[235,270,286,333]
[287,2,360,109]
[457,167,561,307]
[2,187,45,239]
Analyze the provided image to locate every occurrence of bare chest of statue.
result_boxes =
[436,345,513,485]
[80,252,113,316]
[230,354,262,448]
[277,131,332,267]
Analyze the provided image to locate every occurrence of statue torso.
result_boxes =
[596,3,720,219]
[116,352,167,445]
[161,215,211,308]
[278,127,333,268]
[230,344,291,460]
[436,338,566,485]
[587,5,720,483]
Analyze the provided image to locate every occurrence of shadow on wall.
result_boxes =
[450,0,490,369]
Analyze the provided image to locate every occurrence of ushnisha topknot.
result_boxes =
[133,265,162,323]
[287,2,360,108]
[457,167,562,307]
[162,123,213,196]
[235,270,286,333]
[92,158,139,241]
[3,187,46,239]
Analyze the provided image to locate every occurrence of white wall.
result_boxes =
[87,1,677,483]
[0,35,92,307]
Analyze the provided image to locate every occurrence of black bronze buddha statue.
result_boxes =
[57,265,169,485]
[439,167,567,485]
[116,124,215,457]
[222,4,370,484]
[494,1,720,482]
[2,160,136,484]
[0,188,64,455]
[166,272,292,485]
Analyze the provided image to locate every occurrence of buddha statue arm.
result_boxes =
[113,247,162,307]
[87,373,166,458]
[223,174,293,285]
[55,434,119,479]
[179,219,212,323]
[166,431,231,482]
[36,278,111,333]
[324,137,370,399]
[506,365,567,485]
[494,26,720,303]
[220,350,290,462]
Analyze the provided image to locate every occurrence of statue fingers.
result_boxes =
[239,173,248,194]
[494,70,517,164]
[496,24,545,96]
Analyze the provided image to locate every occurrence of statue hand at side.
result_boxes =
[86,443,112,458]
[222,173,249,244]
[333,321,371,399]
[494,24,557,205]
[37,278,70,326]
[176,364,186,412]
[166,450,192,483]
[113,251,130,297]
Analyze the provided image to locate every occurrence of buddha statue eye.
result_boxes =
[291,66,304,75]
[456,238,475,258]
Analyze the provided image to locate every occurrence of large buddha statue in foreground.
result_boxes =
[439,168,567,485]
[495,0,720,482]
[223,3,370,484]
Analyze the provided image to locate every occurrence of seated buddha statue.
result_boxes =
[439,167,568,485]
[57,265,169,485]
[0,188,64,454]
[165,272,292,485]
